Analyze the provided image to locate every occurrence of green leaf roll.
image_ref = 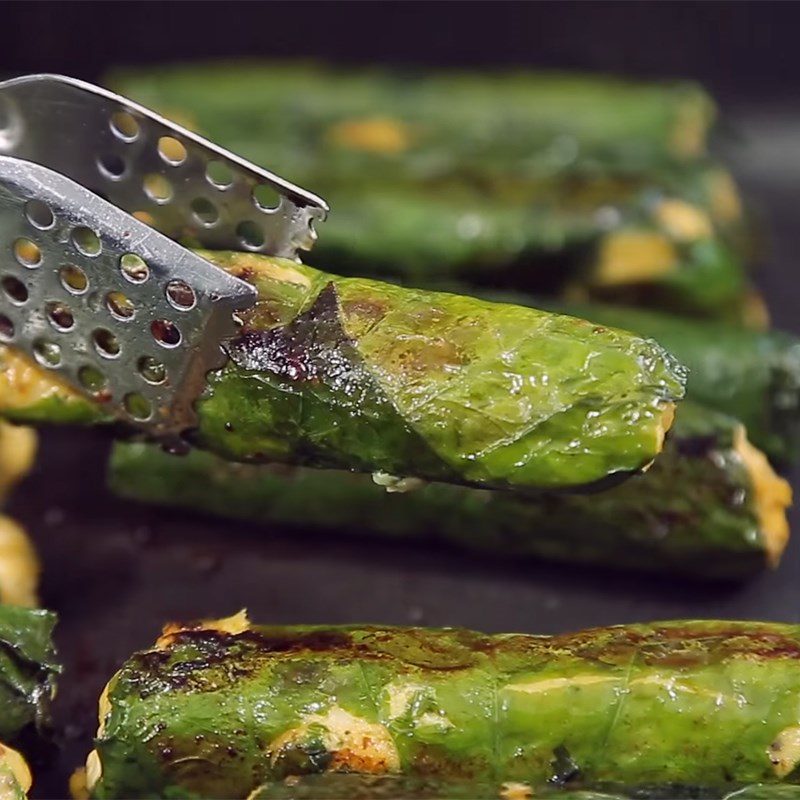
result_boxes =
[109,63,751,321]
[0,253,685,492]
[497,297,800,464]
[108,403,792,579]
[247,774,800,800]
[85,616,800,798]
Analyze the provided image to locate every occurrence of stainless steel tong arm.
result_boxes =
[0,74,328,439]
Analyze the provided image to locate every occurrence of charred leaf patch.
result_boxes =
[549,744,581,785]
[226,284,369,401]
[218,281,450,478]
[271,737,334,779]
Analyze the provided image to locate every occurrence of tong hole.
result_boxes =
[46,301,75,332]
[124,392,153,421]
[1,276,27,305]
[59,265,89,295]
[110,111,140,142]
[25,200,55,230]
[138,356,167,385]
[166,280,196,311]
[0,315,14,342]
[72,227,102,257]
[144,174,173,204]
[13,239,41,268]
[158,136,187,166]
[78,365,108,394]
[190,198,219,226]
[107,291,136,320]
[151,319,181,348]
[33,339,61,368]
[98,153,127,180]
[92,329,121,359]
[119,254,149,284]
[253,184,281,211]
[237,221,265,250]
[206,160,233,189]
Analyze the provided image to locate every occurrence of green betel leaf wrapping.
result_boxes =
[3,254,687,492]
[199,255,686,490]
[108,402,791,579]
[89,620,800,798]
[107,64,752,321]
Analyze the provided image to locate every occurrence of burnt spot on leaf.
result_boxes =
[121,631,274,697]
[218,281,452,477]
[272,737,335,779]
[340,296,389,332]
[549,745,580,785]
[549,622,800,668]
[244,628,355,654]
[158,628,356,662]
[356,627,480,670]
[385,338,466,378]
[226,283,387,414]
[231,266,257,285]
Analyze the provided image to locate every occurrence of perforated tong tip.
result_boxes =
[0,74,328,439]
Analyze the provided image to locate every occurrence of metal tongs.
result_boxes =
[0,74,328,440]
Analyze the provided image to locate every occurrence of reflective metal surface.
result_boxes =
[0,74,331,438]
[0,156,256,437]
[0,75,328,258]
